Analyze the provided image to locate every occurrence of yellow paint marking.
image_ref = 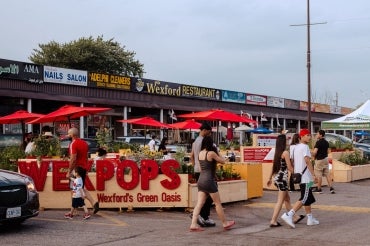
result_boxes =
[98,212,128,226]
[32,212,128,227]
[246,202,370,213]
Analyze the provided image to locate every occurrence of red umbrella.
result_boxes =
[178,109,256,124]
[168,119,202,130]
[0,110,45,136]
[0,110,45,124]
[117,117,169,146]
[30,105,111,124]
[178,109,256,144]
[117,117,169,128]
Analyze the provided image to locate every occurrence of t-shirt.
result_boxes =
[293,143,313,184]
[148,139,156,151]
[192,135,204,173]
[72,176,84,198]
[69,138,88,169]
[314,138,329,160]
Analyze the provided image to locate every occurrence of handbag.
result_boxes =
[292,166,307,184]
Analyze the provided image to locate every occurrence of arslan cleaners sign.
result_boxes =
[18,159,189,208]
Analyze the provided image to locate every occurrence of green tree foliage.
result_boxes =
[29,36,144,77]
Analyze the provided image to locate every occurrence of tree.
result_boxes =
[29,36,144,77]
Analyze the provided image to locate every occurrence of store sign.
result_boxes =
[267,96,284,108]
[44,66,87,86]
[0,58,44,83]
[18,159,187,207]
[221,90,246,103]
[88,72,131,90]
[133,78,220,100]
[246,93,267,106]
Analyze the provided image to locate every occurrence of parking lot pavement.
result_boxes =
[5,179,370,246]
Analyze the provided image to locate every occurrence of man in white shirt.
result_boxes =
[281,128,319,228]
[148,135,156,151]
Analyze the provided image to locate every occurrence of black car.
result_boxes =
[0,169,39,224]
[60,138,99,156]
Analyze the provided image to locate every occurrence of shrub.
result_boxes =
[339,150,368,166]
[0,146,25,171]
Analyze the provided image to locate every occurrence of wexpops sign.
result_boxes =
[18,159,188,208]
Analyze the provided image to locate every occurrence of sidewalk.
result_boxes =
[180,179,370,246]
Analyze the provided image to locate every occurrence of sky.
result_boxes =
[2,0,370,109]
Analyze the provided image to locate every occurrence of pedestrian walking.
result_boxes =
[289,133,300,191]
[64,166,91,220]
[312,130,335,194]
[281,128,319,228]
[66,127,100,214]
[189,123,216,227]
[189,135,235,231]
[268,134,305,227]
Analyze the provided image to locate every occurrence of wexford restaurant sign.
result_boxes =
[18,159,189,208]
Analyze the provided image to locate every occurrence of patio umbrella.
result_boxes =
[0,110,45,136]
[234,124,253,132]
[117,117,169,146]
[30,105,111,125]
[178,109,256,124]
[178,109,256,143]
[168,119,202,144]
[249,127,273,134]
[168,119,202,130]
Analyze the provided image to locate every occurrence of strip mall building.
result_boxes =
[0,58,351,141]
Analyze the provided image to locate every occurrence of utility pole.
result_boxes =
[291,0,326,132]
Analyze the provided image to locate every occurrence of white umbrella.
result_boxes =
[235,125,253,132]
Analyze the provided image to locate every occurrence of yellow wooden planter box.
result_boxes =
[230,163,263,198]
[188,179,247,208]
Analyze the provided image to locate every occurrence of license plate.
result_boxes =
[6,207,21,218]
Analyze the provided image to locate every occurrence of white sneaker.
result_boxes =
[281,213,295,228]
[307,216,320,226]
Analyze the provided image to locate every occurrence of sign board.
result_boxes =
[241,147,274,163]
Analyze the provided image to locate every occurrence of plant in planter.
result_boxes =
[329,140,353,152]
[32,136,61,158]
[339,150,368,166]
[0,146,26,171]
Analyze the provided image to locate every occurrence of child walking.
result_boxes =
[64,166,91,220]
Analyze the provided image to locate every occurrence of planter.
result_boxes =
[231,163,263,198]
[188,179,247,208]
[332,159,370,182]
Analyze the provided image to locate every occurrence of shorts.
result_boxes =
[274,179,289,191]
[298,183,316,206]
[314,158,329,178]
[72,197,85,208]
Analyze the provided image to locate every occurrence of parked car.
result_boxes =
[116,136,186,153]
[116,136,159,146]
[353,138,370,159]
[60,138,99,156]
[0,134,23,149]
[324,133,353,145]
[324,133,370,158]
[0,169,39,224]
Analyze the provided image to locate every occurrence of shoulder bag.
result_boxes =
[292,166,307,184]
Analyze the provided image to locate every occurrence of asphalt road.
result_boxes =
[2,179,370,246]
